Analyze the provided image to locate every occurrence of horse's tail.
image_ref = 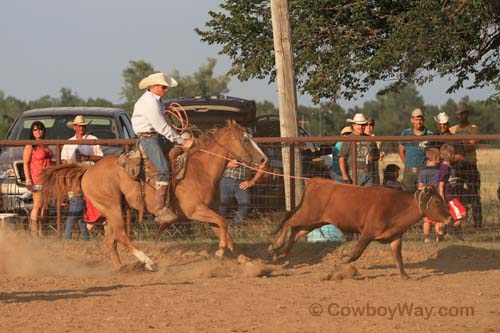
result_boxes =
[40,163,89,210]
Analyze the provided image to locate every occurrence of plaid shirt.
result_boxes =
[222,164,254,181]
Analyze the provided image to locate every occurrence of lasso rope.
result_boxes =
[199,148,310,181]
[164,104,309,181]
[165,102,189,132]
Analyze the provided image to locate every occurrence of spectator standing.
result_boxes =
[339,113,379,186]
[449,102,482,231]
[61,115,103,241]
[418,148,444,242]
[364,117,384,185]
[382,164,403,190]
[22,121,53,237]
[429,112,465,161]
[329,125,352,182]
[219,161,266,226]
[399,108,433,192]
[132,72,185,224]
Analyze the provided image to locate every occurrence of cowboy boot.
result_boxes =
[155,183,178,224]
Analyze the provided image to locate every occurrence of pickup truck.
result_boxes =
[164,96,328,211]
[0,107,135,214]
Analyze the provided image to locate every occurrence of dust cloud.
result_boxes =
[0,229,109,278]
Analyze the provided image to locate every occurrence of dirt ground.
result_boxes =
[1,230,500,332]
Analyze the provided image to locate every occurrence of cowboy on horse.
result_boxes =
[131,72,186,224]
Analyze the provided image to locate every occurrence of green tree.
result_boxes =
[349,85,425,136]
[170,58,230,98]
[255,100,278,117]
[196,0,500,103]
[120,58,230,112]
[121,60,157,112]
[0,91,27,138]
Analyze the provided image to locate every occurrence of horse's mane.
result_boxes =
[186,120,242,158]
[39,163,89,208]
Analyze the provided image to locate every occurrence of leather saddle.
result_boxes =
[116,145,188,183]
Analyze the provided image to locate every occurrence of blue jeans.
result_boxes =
[349,171,376,186]
[219,177,251,225]
[64,195,90,241]
[139,136,173,183]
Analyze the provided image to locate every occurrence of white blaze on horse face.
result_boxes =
[246,133,267,165]
[133,249,156,271]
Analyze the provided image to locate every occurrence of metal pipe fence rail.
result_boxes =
[1,135,499,242]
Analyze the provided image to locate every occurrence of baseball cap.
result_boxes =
[411,108,424,118]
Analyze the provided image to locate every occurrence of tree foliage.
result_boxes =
[170,58,230,98]
[120,58,230,112]
[196,0,500,102]
[121,60,157,112]
[0,88,114,139]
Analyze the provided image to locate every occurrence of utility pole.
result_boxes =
[270,0,303,209]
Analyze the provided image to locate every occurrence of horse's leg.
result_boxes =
[108,209,158,271]
[154,222,170,245]
[188,207,230,257]
[104,223,121,269]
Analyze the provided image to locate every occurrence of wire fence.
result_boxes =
[1,135,499,243]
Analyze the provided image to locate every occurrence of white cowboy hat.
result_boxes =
[433,112,449,124]
[347,113,368,125]
[138,72,178,90]
[66,115,92,128]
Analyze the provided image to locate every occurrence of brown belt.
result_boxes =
[139,132,160,138]
[357,167,369,173]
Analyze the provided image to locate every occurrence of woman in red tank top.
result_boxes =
[23,121,53,237]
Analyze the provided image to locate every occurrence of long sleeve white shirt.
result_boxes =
[131,91,181,143]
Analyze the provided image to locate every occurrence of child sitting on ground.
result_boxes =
[382,164,402,190]
[418,148,444,242]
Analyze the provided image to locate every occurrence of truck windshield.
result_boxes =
[8,116,118,140]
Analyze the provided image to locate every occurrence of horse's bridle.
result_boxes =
[202,128,260,166]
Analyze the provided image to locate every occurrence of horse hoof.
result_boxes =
[215,249,225,259]
[267,244,276,253]
[341,256,352,264]
[237,254,250,264]
[144,263,158,272]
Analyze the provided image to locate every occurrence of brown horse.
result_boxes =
[40,121,267,271]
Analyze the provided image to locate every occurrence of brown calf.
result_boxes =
[268,178,454,279]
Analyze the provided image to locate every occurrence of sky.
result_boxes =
[0,0,495,110]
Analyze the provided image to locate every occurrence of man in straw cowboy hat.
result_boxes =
[132,72,185,224]
[339,113,380,186]
[61,114,104,241]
